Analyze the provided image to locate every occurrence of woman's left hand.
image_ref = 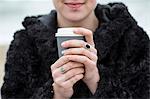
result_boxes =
[61,28,100,94]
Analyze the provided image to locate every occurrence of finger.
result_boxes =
[51,55,70,71]
[52,62,84,78]
[67,55,97,70]
[63,62,84,72]
[64,67,84,81]
[63,48,97,61]
[73,28,95,47]
[61,39,97,53]
[54,68,84,85]
[61,74,84,89]
[61,39,85,48]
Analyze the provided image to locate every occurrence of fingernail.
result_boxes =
[61,50,65,55]
[73,29,79,33]
[61,42,65,47]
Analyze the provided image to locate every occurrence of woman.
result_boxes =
[1,0,150,99]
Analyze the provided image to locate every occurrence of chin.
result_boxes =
[67,18,85,23]
[65,14,86,22]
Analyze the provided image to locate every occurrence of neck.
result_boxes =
[57,11,99,32]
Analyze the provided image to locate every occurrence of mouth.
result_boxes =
[64,2,85,9]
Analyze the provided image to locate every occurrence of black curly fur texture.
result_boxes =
[1,3,150,99]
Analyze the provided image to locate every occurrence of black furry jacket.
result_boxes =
[1,3,150,99]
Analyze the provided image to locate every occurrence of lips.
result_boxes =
[65,2,84,9]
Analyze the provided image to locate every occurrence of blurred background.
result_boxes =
[0,0,150,90]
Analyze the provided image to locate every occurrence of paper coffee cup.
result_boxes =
[55,28,84,57]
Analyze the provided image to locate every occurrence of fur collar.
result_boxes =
[22,3,137,63]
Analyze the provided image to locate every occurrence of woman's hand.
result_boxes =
[51,57,84,99]
[61,28,100,94]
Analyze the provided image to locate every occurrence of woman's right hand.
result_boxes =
[51,55,84,99]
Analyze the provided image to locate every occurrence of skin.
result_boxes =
[52,0,98,31]
[51,0,100,99]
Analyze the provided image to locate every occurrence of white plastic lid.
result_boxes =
[55,28,84,37]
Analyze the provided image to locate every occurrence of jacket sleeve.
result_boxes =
[1,30,54,99]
